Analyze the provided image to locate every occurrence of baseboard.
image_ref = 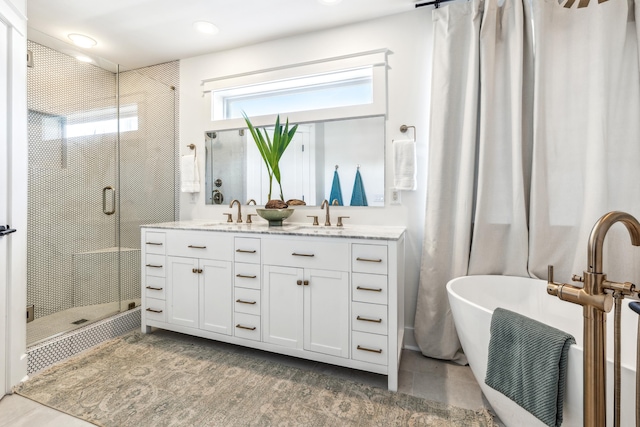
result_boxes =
[403,326,419,351]
[26,308,141,375]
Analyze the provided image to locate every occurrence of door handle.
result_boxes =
[103,186,116,215]
[0,225,16,237]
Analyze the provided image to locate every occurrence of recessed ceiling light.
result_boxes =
[193,21,219,35]
[319,0,342,4]
[75,55,93,63]
[68,33,97,48]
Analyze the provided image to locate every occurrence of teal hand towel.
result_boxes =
[329,170,343,206]
[485,308,575,427]
[350,169,368,206]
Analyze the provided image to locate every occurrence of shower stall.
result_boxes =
[26,41,177,346]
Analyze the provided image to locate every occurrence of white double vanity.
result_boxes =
[141,220,405,391]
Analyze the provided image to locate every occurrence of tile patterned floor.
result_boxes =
[1,330,502,426]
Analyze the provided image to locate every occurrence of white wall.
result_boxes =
[179,9,433,344]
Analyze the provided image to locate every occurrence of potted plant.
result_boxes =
[242,112,298,203]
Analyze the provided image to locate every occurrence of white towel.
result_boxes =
[393,139,416,191]
[181,154,200,193]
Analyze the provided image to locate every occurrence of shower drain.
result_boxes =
[71,318,89,325]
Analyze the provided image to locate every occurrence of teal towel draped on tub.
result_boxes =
[485,308,575,427]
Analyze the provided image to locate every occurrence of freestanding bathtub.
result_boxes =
[447,275,638,427]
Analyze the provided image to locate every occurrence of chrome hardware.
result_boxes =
[307,215,319,226]
[297,280,302,286]
[146,308,163,313]
[235,324,256,331]
[212,189,224,204]
[357,315,382,323]
[0,225,16,237]
[146,242,163,246]
[230,199,243,223]
[102,186,116,215]
[146,286,163,291]
[224,213,233,222]
[356,345,382,354]
[546,211,640,427]
[292,252,315,257]
[356,257,382,263]
[146,264,163,268]
[236,249,256,254]
[246,214,256,224]
[320,199,331,226]
[214,178,222,187]
[337,216,350,227]
[236,299,257,305]
[236,274,257,279]
[188,245,207,249]
[356,286,383,292]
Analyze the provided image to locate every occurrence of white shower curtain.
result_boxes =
[415,0,640,362]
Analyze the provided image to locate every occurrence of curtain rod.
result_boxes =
[415,0,456,8]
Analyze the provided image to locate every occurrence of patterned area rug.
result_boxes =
[15,331,497,426]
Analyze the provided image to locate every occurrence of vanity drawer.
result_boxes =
[145,298,167,323]
[352,273,388,305]
[234,263,261,290]
[352,302,388,336]
[144,276,166,300]
[234,312,261,341]
[263,238,349,271]
[166,230,233,261]
[144,231,166,254]
[235,237,261,263]
[352,244,388,275]
[145,254,166,277]
[234,288,261,316]
[352,331,388,366]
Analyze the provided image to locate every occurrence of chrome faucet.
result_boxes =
[229,199,243,223]
[320,199,331,226]
[547,211,640,427]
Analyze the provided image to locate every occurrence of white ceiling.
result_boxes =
[27,0,417,70]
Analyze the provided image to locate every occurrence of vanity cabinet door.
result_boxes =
[200,259,232,335]
[304,269,349,358]
[263,265,304,349]
[167,256,199,328]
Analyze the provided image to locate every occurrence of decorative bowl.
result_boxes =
[256,208,294,227]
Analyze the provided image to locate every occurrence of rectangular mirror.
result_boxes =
[205,116,385,207]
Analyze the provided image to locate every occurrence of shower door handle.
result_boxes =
[103,186,116,215]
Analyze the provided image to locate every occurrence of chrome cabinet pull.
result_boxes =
[102,186,116,215]
[292,252,315,257]
[357,345,382,354]
[236,274,257,279]
[235,324,256,331]
[356,257,382,263]
[146,286,163,291]
[146,242,163,246]
[146,264,163,268]
[236,299,257,305]
[357,316,382,323]
[236,249,256,253]
[188,245,207,249]
[146,308,163,313]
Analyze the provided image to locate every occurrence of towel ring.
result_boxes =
[187,143,196,157]
[399,125,416,142]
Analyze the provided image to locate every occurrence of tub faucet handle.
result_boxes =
[572,274,584,283]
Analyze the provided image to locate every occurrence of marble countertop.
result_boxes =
[142,219,406,241]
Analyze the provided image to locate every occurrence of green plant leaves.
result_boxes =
[242,112,298,201]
